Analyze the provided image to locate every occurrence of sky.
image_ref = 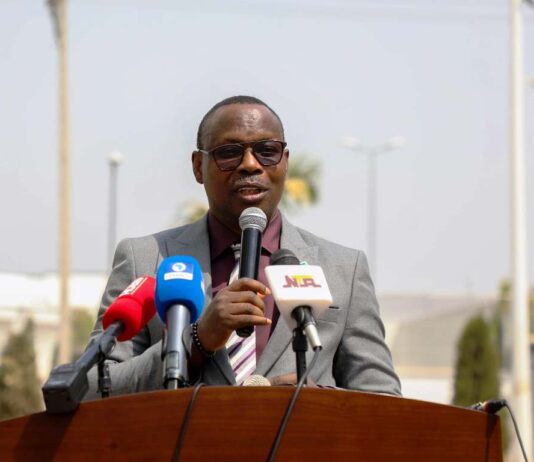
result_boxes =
[1,0,534,296]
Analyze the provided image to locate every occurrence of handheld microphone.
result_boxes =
[243,375,271,387]
[236,207,267,337]
[43,276,156,413]
[156,256,205,389]
[266,249,332,350]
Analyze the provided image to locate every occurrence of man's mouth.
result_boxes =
[234,183,269,201]
[238,187,266,196]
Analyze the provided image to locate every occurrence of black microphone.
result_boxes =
[470,399,507,414]
[236,207,267,337]
[270,248,299,266]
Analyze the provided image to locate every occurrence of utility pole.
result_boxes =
[47,0,71,364]
[107,150,124,270]
[341,136,406,280]
[510,0,532,457]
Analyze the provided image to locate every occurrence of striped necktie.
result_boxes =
[225,243,257,385]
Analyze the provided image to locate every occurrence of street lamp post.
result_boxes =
[47,0,71,364]
[107,150,124,269]
[509,0,533,457]
[341,136,406,280]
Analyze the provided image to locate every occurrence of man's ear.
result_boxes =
[283,149,289,174]
[191,151,204,184]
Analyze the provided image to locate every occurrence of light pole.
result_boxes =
[341,136,406,280]
[509,0,533,457]
[107,150,124,269]
[47,0,71,364]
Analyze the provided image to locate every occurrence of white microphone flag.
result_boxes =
[265,264,333,330]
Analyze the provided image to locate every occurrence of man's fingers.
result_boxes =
[224,290,266,309]
[234,314,272,326]
[270,373,298,386]
[227,302,269,319]
[227,277,271,296]
[269,373,318,387]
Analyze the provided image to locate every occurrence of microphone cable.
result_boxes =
[471,398,528,462]
[172,382,205,462]
[267,347,322,462]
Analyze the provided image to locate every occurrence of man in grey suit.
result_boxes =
[86,95,401,397]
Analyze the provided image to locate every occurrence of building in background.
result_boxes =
[0,272,105,380]
[380,293,498,404]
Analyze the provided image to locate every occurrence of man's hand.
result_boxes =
[269,373,317,387]
[196,278,271,352]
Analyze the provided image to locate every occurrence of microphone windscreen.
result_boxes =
[243,375,271,386]
[155,255,205,323]
[102,276,156,341]
[270,249,300,266]
[239,207,267,232]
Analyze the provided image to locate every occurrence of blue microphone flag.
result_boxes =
[155,255,205,323]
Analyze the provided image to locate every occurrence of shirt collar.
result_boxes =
[207,209,282,259]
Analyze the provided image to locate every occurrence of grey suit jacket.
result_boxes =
[86,214,401,398]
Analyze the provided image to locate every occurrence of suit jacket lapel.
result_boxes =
[163,216,213,304]
[163,216,235,385]
[255,215,319,377]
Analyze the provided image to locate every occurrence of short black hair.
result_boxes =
[196,95,284,149]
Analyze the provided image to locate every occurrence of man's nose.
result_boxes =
[237,147,263,173]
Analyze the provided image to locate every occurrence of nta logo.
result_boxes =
[282,275,322,288]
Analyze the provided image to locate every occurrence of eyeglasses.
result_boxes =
[198,139,287,171]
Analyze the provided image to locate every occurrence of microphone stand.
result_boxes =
[42,322,123,413]
[163,305,190,390]
[292,328,308,385]
[97,362,112,398]
[291,305,322,385]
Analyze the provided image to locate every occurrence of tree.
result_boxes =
[52,308,97,366]
[494,279,534,369]
[495,280,511,370]
[172,200,209,227]
[452,315,500,407]
[0,319,43,421]
[493,280,533,452]
[70,309,97,361]
[280,155,321,212]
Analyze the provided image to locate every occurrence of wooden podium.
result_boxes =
[0,387,502,461]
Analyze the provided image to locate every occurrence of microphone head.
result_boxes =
[102,276,156,341]
[239,207,267,233]
[242,374,271,386]
[155,255,205,323]
[265,263,333,330]
[270,249,300,266]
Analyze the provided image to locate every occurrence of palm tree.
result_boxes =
[172,200,208,226]
[281,154,321,212]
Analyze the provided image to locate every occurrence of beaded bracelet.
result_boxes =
[191,321,215,358]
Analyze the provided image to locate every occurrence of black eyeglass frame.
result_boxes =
[198,139,287,171]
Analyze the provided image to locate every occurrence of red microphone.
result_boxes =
[42,276,157,413]
[102,276,156,341]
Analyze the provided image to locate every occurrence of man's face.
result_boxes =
[192,104,288,233]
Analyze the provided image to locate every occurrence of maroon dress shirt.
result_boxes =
[207,210,282,360]
[189,210,282,381]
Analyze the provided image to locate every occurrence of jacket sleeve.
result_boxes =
[333,251,402,396]
[84,238,164,400]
